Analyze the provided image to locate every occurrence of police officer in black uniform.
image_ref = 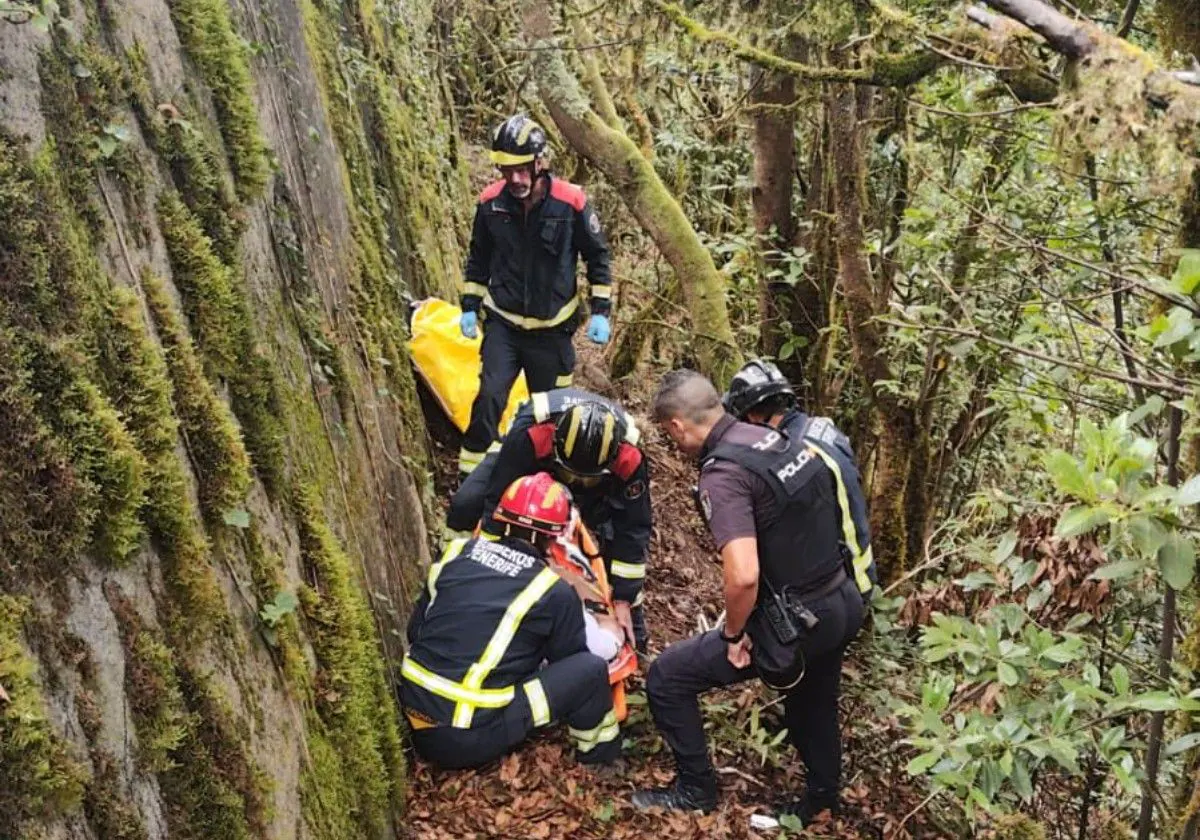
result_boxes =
[724,359,877,598]
[457,114,614,476]
[632,370,864,823]
[448,388,652,652]
[402,472,620,770]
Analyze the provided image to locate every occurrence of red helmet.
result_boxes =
[494,472,572,537]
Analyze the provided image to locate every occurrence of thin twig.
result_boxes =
[908,98,1052,118]
[881,318,1193,394]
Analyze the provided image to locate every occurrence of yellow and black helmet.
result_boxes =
[489,114,547,167]
[552,402,625,477]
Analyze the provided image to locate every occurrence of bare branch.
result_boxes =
[1116,0,1141,38]
[980,0,1097,58]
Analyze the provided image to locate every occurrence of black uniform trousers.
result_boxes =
[645,577,864,796]
[449,452,649,653]
[462,315,576,459]
[409,652,615,770]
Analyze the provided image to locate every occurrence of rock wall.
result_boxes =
[0,0,468,834]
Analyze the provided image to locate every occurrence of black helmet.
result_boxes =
[490,115,547,167]
[723,359,795,419]
[553,402,625,477]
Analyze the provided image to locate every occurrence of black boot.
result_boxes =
[631,774,718,814]
[776,790,842,825]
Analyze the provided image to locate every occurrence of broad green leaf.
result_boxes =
[1090,559,1142,581]
[1128,692,1180,712]
[1044,451,1089,498]
[223,508,252,529]
[1178,475,1200,506]
[1128,515,1169,558]
[1165,732,1200,757]
[1158,533,1196,591]
[992,531,1018,565]
[1173,249,1200,295]
[960,570,997,592]
[1041,642,1081,665]
[1110,663,1130,696]
[1010,757,1033,800]
[906,750,941,775]
[997,661,1020,686]
[1055,506,1110,539]
[1011,560,1038,591]
[1129,395,1165,425]
[1152,307,1194,348]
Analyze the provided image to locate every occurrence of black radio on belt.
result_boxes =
[761,577,820,645]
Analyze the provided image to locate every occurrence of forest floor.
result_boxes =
[402,341,942,839]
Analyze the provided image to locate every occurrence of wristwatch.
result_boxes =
[719,626,745,644]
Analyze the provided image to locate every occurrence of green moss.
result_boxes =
[83,749,149,840]
[0,596,87,832]
[109,588,263,840]
[156,193,286,495]
[23,339,149,565]
[0,329,92,581]
[96,284,227,637]
[144,272,252,520]
[294,485,404,838]
[39,30,145,231]
[992,813,1048,840]
[126,44,245,264]
[165,0,270,198]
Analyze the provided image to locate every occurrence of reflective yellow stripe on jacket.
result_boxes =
[806,445,873,595]
[452,567,561,728]
[610,560,645,580]
[484,292,579,330]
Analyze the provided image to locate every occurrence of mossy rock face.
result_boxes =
[0,596,87,834]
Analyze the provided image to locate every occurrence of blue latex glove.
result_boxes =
[587,313,611,344]
[460,310,478,339]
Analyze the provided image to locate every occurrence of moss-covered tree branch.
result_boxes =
[648,0,943,88]
[523,9,741,381]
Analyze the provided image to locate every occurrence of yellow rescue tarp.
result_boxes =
[408,298,528,434]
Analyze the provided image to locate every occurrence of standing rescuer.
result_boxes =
[723,359,877,599]
[458,114,614,476]
[401,472,620,770]
[633,370,864,823]
[447,388,652,653]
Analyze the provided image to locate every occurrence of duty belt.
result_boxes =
[785,566,847,602]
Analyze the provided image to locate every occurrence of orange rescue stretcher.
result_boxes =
[474,514,639,722]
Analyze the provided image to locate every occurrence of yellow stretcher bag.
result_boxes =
[407,298,529,434]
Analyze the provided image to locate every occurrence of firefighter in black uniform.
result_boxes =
[633,371,864,824]
[448,388,652,653]
[723,359,877,598]
[401,472,620,770]
[458,114,614,476]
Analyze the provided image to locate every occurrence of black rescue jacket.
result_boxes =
[401,536,586,730]
[461,175,612,331]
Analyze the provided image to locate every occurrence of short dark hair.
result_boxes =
[652,369,723,424]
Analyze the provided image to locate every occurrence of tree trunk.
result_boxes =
[523,9,741,382]
[827,82,914,582]
[751,66,796,357]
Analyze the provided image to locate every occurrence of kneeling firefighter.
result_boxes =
[401,472,620,770]
[448,388,652,653]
